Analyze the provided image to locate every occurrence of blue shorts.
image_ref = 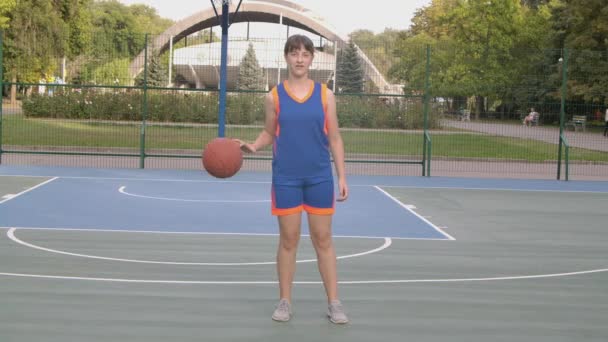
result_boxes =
[271,178,335,216]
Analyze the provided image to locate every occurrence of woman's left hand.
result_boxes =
[337,178,349,202]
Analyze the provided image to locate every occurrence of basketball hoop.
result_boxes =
[210,0,233,24]
[210,0,233,18]
[211,0,232,6]
[211,0,242,21]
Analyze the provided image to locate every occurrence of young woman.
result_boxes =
[237,35,349,324]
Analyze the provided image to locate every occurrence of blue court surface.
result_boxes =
[0,166,453,240]
[1,165,607,240]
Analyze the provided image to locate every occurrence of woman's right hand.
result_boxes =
[233,139,256,153]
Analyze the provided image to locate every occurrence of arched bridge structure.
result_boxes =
[129,0,399,93]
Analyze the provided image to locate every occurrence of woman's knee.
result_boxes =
[310,230,333,251]
[279,232,300,251]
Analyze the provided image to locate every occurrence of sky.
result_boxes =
[118,0,432,36]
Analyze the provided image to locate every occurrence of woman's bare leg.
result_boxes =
[307,213,338,302]
[276,213,302,302]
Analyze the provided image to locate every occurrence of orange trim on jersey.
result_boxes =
[321,83,329,135]
[283,80,314,103]
[271,87,281,136]
[272,205,304,216]
[303,205,335,215]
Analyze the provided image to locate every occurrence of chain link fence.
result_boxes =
[1,32,606,179]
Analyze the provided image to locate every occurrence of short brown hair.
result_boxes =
[284,34,315,56]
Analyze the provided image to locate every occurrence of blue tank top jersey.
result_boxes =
[271,81,332,185]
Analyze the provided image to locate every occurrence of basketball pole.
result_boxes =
[218,0,229,138]
[212,0,243,138]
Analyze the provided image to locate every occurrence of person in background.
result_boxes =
[523,108,539,126]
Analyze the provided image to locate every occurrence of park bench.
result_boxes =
[566,115,587,131]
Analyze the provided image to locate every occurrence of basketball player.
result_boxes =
[237,34,349,324]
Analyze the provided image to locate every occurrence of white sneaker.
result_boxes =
[327,300,349,324]
[272,299,292,322]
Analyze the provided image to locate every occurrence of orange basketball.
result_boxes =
[202,138,243,178]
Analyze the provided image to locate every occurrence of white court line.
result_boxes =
[366,184,608,194]
[0,175,50,178]
[2,174,606,193]
[0,227,449,241]
[0,267,606,284]
[6,228,391,266]
[2,226,283,237]
[374,186,456,241]
[1,174,271,184]
[118,186,269,203]
[0,177,58,204]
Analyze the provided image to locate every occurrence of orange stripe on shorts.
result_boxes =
[272,205,304,216]
[303,204,334,215]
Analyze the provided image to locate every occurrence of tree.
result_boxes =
[521,0,550,9]
[391,0,547,117]
[91,58,132,86]
[0,0,16,29]
[336,41,364,93]
[237,42,264,90]
[499,3,553,115]
[389,33,441,94]
[129,3,174,35]
[548,0,608,103]
[56,0,92,58]
[135,52,168,87]
[89,1,142,59]
[350,29,401,82]
[409,0,459,39]
[446,0,526,116]
[89,1,171,60]
[3,0,68,102]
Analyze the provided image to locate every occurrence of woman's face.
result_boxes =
[285,45,314,78]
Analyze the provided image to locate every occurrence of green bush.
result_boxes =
[336,96,438,129]
[24,89,211,123]
[23,90,437,129]
[226,93,266,125]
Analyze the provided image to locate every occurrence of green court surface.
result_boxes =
[0,176,54,202]
[0,174,607,342]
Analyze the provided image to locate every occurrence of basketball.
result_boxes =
[202,137,243,178]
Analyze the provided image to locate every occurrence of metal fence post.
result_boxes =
[140,33,149,169]
[557,48,568,180]
[332,41,338,93]
[422,45,431,177]
[0,30,3,165]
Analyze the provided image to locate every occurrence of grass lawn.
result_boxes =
[2,116,607,162]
